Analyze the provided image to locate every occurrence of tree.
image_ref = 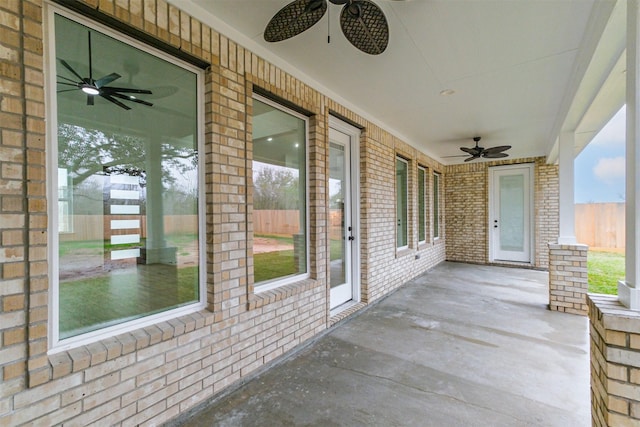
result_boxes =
[57,123,197,188]
[253,166,299,210]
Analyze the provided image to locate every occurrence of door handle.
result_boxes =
[348,235,355,241]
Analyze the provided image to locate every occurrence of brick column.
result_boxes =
[548,243,588,315]
[588,294,640,426]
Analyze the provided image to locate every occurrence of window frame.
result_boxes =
[45,6,207,352]
[433,171,441,241]
[395,156,409,250]
[251,94,311,293]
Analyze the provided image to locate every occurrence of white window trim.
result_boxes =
[45,4,206,353]
[396,156,409,250]
[252,94,311,293]
[417,165,427,245]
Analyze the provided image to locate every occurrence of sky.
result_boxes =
[574,105,626,203]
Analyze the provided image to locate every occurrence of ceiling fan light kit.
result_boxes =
[57,31,153,111]
[264,0,389,55]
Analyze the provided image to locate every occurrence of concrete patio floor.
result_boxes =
[174,262,590,427]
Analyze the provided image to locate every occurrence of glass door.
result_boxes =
[329,120,360,311]
[490,164,533,263]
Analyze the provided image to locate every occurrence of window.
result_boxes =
[50,13,203,346]
[251,96,308,289]
[396,157,408,248]
[418,166,427,244]
[433,172,441,239]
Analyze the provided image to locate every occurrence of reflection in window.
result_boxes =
[396,157,408,248]
[251,97,307,287]
[418,166,426,243]
[58,168,73,233]
[433,172,441,239]
[53,14,200,341]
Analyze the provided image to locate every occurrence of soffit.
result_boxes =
[173,0,617,164]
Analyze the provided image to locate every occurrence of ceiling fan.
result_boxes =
[264,0,389,55]
[57,31,153,111]
[449,137,512,162]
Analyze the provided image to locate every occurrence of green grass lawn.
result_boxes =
[588,250,625,295]
[60,265,198,338]
[60,234,345,334]
[254,249,296,283]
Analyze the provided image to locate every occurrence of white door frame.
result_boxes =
[329,116,361,313]
[488,163,534,263]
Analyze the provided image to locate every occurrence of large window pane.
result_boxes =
[396,157,408,248]
[252,98,307,286]
[433,172,441,239]
[54,15,200,340]
[499,174,525,251]
[418,167,426,243]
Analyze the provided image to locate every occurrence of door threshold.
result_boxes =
[330,301,366,326]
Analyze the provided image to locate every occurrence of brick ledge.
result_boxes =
[248,279,321,310]
[330,302,367,326]
[32,311,215,388]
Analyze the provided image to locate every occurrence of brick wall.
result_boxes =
[535,162,559,268]
[589,294,640,426]
[444,157,558,269]
[549,243,588,315]
[0,0,446,425]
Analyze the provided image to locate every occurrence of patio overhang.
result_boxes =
[170,0,620,165]
[547,0,626,164]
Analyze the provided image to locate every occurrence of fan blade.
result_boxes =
[264,0,327,42]
[57,82,79,87]
[101,87,153,95]
[340,0,389,55]
[58,75,79,84]
[110,92,153,107]
[460,147,478,156]
[87,95,94,106]
[101,93,131,110]
[56,89,77,94]
[145,86,179,99]
[95,73,121,88]
[483,145,511,155]
[464,156,479,162]
[483,152,509,159]
[59,59,85,82]
[442,155,470,158]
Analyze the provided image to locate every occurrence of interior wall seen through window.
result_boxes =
[53,13,201,342]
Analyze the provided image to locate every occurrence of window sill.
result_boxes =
[395,247,414,259]
[248,278,320,310]
[34,310,215,388]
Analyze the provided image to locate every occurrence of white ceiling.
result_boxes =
[171,0,622,164]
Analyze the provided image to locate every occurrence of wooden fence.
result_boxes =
[62,206,622,249]
[60,215,198,242]
[252,210,342,238]
[575,202,625,250]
